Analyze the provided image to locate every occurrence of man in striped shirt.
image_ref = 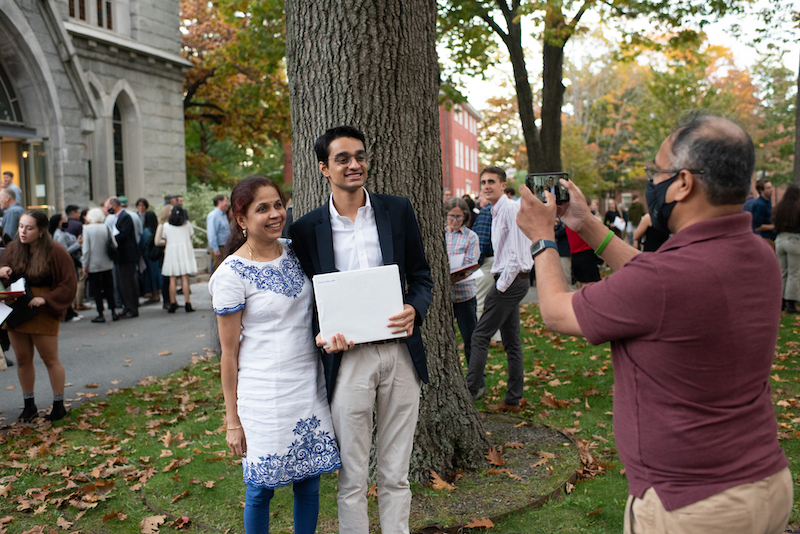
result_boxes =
[465,166,533,412]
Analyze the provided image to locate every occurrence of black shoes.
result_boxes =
[185,303,195,313]
[18,401,38,422]
[45,402,68,422]
[167,303,179,313]
[92,315,106,323]
[120,310,138,319]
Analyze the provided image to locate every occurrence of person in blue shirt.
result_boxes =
[752,178,776,246]
[0,189,25,242]
[206,194,231,272]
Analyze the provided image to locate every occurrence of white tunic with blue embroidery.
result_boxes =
[208,239,341,488]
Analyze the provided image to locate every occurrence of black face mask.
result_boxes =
[645,173,679,232]
[61,222,69,230]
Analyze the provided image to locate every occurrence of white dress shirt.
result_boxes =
[490,193,533,292]
[329,189,384,272]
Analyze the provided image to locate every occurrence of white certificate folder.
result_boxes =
[313,264,406,346]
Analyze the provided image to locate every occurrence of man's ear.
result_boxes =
[672,170,696,202]
[318,161,330,178]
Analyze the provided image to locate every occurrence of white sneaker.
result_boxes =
[70,314,84,322]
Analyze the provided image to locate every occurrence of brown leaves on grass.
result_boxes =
[485,447,504,466]
[429,471,455,491]
[140,515,167,533]
[486,468,522,481]
[465,517,494,528]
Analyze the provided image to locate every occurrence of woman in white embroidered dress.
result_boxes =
[208,176,340,534]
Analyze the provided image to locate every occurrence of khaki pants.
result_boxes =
[475,256,494,318]
[330,342,421,534]
[624,467,792,534]
[73,268,86,307]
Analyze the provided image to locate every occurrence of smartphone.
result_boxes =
[525,172,570,204]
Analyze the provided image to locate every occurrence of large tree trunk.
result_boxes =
[495,1,546,174]
[794,48,800,186]
[285,0,488,482]
[541,40,565,172]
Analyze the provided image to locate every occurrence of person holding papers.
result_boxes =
[209,176,341,534]
[444,197,480,368]
[465,166,533,412]
[0,210,77,422]
[290,125,433,534]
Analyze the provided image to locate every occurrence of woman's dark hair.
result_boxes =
[143,210,158,233]
[4,210,53,281]
[168,206,186,227]
[774,184,800,233]
[223,176,286,258]
[48,214,63,236]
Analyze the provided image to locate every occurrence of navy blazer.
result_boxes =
[114,210,139,264]
[290,192,434,401]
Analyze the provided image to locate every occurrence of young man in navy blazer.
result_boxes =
[290,125,433,534]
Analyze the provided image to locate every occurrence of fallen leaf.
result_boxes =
[485,447,504,466]
[429,471,455,491]
[537,451,556,459]
[367,484,378,499]
[504,442,523,449]
[170,490,189,503]
[57,516,73,530]
[466,517,494,528]
[158,350,171,356]
[203,480,215,489]
[84,383,99,388]
[140,515,167,534]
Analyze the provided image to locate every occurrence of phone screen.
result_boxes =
[525,172,570,204]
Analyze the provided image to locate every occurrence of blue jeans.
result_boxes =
[453,297,478,365]
[243,476,320,534]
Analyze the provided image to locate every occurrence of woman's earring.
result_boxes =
[242,228,247,239]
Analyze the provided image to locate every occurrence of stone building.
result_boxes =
[0,0,188,212]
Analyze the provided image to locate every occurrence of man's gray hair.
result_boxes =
[2,188,15,201]
[668,114,754,206]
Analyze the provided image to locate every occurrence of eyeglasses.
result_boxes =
[644,165,704,183]
[446,214,464,221]
[330,152,368,167]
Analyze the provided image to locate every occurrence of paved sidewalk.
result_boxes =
[0,281,215,424]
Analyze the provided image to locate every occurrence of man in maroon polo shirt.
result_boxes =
[515,115,791,534]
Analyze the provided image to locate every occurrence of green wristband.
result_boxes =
[594,230,614,255]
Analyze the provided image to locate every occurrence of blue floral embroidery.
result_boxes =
[243,416,342,488]
[214,302,245,316]
[229,247,305,299]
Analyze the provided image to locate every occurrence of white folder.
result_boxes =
[313,264,406,347]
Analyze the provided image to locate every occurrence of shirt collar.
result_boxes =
[658,212,753,253]
[328,188,372,220]
[491,193,508,216]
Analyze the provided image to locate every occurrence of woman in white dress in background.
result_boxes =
[156,206,197,313]
[208,176,341,534]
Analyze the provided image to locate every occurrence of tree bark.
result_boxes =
[794,48,800,186]
[497,3,546,173]
[285,0,489,482]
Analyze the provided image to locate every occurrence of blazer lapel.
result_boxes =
[315,199,336,273]
[371,193,394,265]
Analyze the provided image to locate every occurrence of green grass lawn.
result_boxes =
[1,304,799,533]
